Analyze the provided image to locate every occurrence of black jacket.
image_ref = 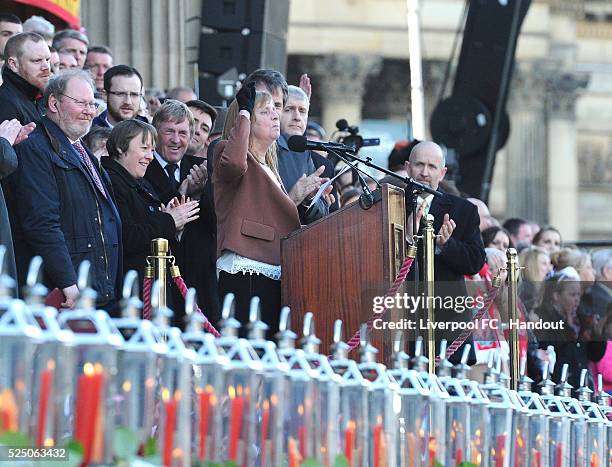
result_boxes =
[102,157,176,284]
[8,117,122,304]
[92,109,149,128]
[144,154,220,326]
[0,138,17,281]
[0,66,44,124]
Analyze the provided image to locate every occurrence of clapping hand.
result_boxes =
[0,119,35,146]
[161,195,200,231]
[436,213,456,247]
[178,162,207,197]
[288,165,327,206]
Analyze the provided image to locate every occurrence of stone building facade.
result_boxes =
[81,0,612,240]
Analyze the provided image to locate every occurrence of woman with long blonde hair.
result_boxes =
[213,83,301,336]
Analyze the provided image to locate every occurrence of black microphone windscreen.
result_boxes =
[336,119,348,131]
[287,135,308,152]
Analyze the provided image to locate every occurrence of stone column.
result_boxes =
[504,63,549,223]
[546,71,588,241]
[81,0,199,92]
[544,0,587,240]
[313,54,382,133]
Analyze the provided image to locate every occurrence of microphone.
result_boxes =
[287,135,355,154]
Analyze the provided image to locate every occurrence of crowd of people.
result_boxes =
[0,13,611,390]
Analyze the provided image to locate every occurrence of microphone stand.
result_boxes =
[326,148,381,210]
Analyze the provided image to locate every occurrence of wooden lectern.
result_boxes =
[281,184,406,364]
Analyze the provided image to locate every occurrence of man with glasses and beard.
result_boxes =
[7,70,122,312]
[92,64,148,128]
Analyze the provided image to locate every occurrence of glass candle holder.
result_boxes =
[412,336,449,466]
[25,274,75,449]
[246,297,287,467]
[0,298,41,439]
[300,312,341,467]
[576,369,606,467]
[538,362,572,467]
[452,345,491,467]
[216,293,262,466]
[112,271,168,455]
[357,325,399,467]
[56,278,124,466]
[555,364,588,467]
[387,331,431,467]
[329,320,369,467]
[517,358,551,467]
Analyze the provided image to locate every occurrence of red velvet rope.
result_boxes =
[172,275,221,337]
[346,255,416,352]
[442,283,501,361]
[142,276,153,320]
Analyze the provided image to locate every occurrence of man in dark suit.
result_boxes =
[144,99,219,327]
[278,84,335,221]
[405,141,486,356]
[8,70,122,310]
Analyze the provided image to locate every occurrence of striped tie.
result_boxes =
[73,141,107,199]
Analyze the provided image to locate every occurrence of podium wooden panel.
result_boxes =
[281,184,406,364]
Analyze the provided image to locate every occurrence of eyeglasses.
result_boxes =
[108,91,142,100]
[59,93,99,111]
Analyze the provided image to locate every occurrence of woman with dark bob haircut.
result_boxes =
[102,119,200,284]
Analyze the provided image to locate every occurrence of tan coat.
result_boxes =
[213,114,301,265]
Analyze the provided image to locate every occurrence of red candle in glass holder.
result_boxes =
[162,389,178,467]
[228,386,245,462]
[344,420,356,467]
[260,399,270,466]
[36,362,54,445]
[198,388,211,461]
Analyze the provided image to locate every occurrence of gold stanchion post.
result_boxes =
[423,214,436,374]
[151,238,170,310]
[506,247,520,390]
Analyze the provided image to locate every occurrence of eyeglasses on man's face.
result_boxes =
[59,93,100,111]
[108,91,142,101]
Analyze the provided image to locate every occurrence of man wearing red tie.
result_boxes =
[7,69,122,311]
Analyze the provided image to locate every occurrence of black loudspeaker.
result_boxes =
[198,0,290,105]
[430,0,530,199]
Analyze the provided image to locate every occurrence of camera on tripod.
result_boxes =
[335,119,380,152]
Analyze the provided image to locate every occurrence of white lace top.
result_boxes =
[217,251,281,281]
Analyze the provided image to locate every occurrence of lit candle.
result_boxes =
[228,386,245,462]
[344,420,356,467]
[554,444,563,467]
[374,421,383,467]
[162,389,177,467]
[591,452,599,467]
[36,363,54,446]
[495,435,505,467]
[260,399,270,466]
[428,436,437,467]
[198,388,211,461]
[532,449,541,467]
[0,388,18,433]
[74,363,104,464]
[288,437,301,467]
[456,447,463,465]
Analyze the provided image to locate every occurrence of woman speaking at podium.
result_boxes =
[213,83,301,337]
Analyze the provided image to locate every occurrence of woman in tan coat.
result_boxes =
[214,83,301,336]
